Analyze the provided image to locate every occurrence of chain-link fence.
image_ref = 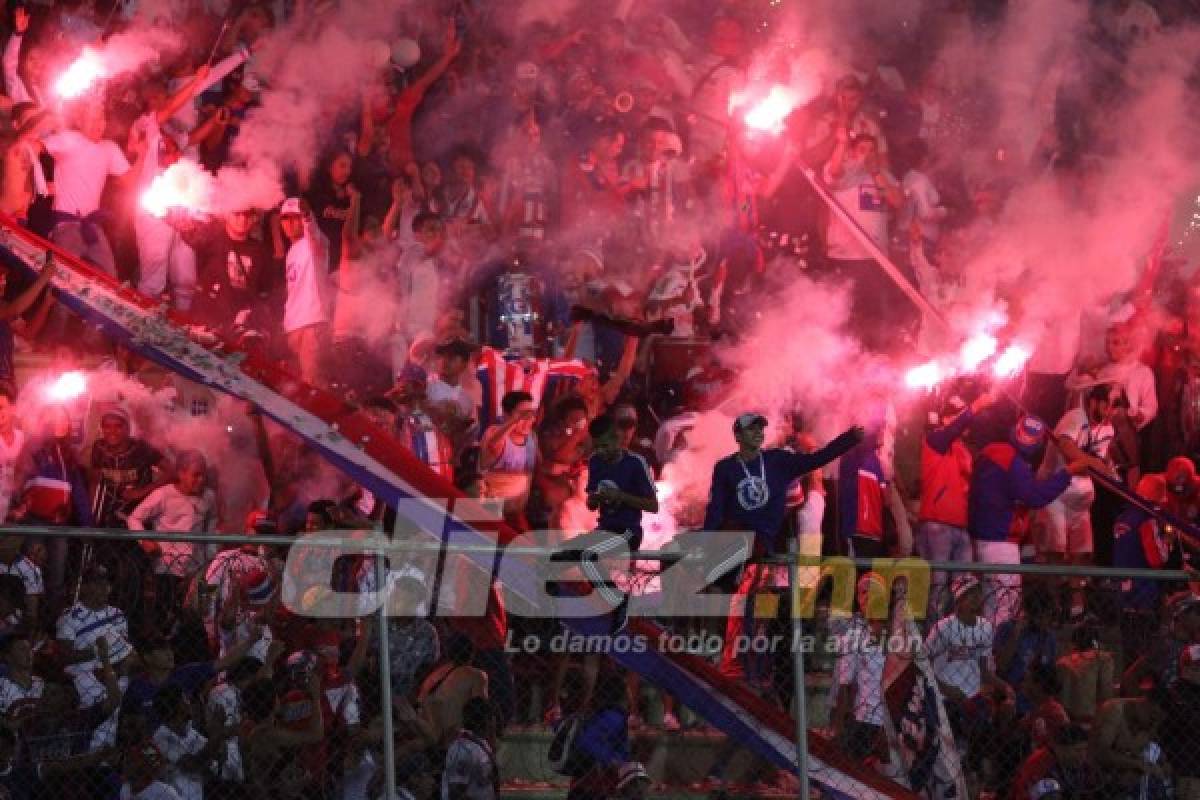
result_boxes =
[0,526,1193,800]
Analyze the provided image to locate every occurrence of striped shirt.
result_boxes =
[0,556,43,597]
[475,347,593,431]
[56,603,133,678]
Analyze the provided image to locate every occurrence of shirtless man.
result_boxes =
[0,104,55,224]
[415,634,488,748]
[1089,691,1170,796]
[1056,623,1114,725]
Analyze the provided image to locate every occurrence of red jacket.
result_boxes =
[919,412,974,528]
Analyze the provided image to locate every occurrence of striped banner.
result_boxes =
[476,346,593,430]
[0,215,913,800]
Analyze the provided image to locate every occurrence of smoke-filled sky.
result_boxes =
[116,0,1200,520]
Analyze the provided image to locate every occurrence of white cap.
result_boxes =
[1029,779,1061,800]
[280,197,303,216]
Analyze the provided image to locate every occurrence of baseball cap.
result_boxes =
[1029,779,1062,800]
[1011,415,1048,453]
[733,413,767,434]
[616,762,650,791]
[951,574,981,602]
[280,197,303,216]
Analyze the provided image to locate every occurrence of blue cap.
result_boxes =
[1011,415,1047,457]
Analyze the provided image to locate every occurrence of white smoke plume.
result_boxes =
[232,2,410,188]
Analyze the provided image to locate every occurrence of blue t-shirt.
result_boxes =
[994,619,1057,712]
[702,431,860,553]
[586,450,656,538]
[122,661,217,726]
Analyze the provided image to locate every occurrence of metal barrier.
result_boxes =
[0,524,1192,800]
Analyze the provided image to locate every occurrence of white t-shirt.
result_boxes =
[206,682,243,781]
[1096,360,1158,430]
[0,554,42,598]
[120,781,184,800]
[152,722,208,800]
[835,625,887,725]
[395,247,440,340]
[900,169,946,243]
[1043,407,1114,506]
[925,614,993,698]
[823,160,895,262]
[441,733,495,800]
[0,429,25,522]
[42,131,130,216]
[283,214,330,333]
[127,485,218,576]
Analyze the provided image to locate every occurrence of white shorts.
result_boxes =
[1038,498,1094,556]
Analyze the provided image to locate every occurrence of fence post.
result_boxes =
[377,529,396,800]
[790,539,811,800]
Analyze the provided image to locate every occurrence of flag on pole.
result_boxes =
[882,601,968,800]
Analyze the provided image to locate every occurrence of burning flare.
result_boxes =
[904,361,946,391]
[141,161,213,219]
[56,49,105,98]
[960,332,998,372]
[993,344,1031,379]
[731,85,799,136]
[46,371,87,403]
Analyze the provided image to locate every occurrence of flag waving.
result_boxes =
[882,594,968,800]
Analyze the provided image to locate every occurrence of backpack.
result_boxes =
[547,713,584,776]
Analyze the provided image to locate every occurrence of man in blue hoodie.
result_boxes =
[968,415,1097,627]
[704,412,863,681]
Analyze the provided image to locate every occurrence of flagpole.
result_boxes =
[789,539,811,800]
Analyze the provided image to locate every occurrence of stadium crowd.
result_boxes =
[0,0,1194,799]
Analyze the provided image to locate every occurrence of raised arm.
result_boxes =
[403,22,461,101]
[785,426,866,480]
[825,125,850,183]
[155,65,213,125]
[0,258,56,321]
[3,8,31,104]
